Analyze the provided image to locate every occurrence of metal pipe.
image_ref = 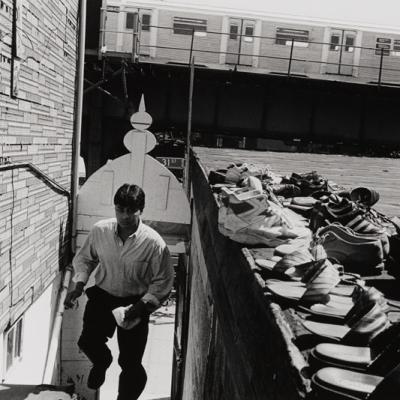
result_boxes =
[83,66,124,94]
[10,0,17,98]
[184,57,195,198]
[121,63,129,104]
[189,28,195,65]
[338,29,345,75]
[0,162,70,197]
[71,0,87,253]
[288,38,294,76]
[98,2,107,60]
[378,48,384,87]
[131,12,139,63]
[84,78,125,104]
[42,267,73,384]
[236,19,244,67]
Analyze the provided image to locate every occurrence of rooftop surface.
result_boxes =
[193,146,400,217]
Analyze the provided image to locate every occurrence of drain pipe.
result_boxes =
[42,266,73,384]
[42,0,87,384]
[71,0,87,251]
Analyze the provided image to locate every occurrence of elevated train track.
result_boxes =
[82,0,400,176]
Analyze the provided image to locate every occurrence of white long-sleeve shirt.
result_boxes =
[72,218,174,309]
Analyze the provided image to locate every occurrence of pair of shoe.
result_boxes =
[302,293,390,346]
[314,223,388,275]
[311,362,400,400]
[218,184,311,247]
[310,323,400,399]
[224,163,264,184]
[284,171,326,196]
[311,195,386,235]
[266,259,353,308]
[208,163,266,185]
[270,183,301,198]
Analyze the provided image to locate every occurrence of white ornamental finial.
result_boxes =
[130,94,152,131]
[139,95,146,112]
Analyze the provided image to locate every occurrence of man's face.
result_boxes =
[115,205,141,229]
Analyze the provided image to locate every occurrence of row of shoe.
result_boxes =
[309,311,400,399]
[211,166,400,399]
[209,163,400,398]
[305,283,400,400]
[260,254,400,399]
[210,162,399,277]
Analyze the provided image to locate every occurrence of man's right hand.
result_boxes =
[64,282,85,309]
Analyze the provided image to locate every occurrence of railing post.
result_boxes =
[98,7,107,60]
[287,38,294,76]
[184,57,195,198]
[236,18,244,67]
[378,48,384,87]
[131,12,139,63]
[189,28,195,65]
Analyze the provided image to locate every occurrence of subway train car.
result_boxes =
[99,0,400,85]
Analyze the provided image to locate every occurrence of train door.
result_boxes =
[225,18,255,66]
[122,9,151,56]
[138,11,151,57]
[326,29,357,75]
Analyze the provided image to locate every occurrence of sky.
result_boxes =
[161,0,400,30]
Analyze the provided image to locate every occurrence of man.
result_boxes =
[64,183,174,400]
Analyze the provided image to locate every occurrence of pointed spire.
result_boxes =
[139,95,146,112]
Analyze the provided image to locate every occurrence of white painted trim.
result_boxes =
[219,16,229,64]
[353,30,363,77]
[116,6,125,51]
[320,27,331,74]
[252,19,262,67]
[150,8,159,58]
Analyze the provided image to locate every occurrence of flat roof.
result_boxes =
[193,146,400,217]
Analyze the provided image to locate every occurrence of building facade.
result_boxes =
[0,0,79,384]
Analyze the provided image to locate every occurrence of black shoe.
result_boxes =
[87,358,112,390]
[208,169,227,184]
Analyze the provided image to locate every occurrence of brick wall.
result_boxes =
[0,0,79,331]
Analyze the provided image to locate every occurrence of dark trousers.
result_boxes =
[78,286,149,400]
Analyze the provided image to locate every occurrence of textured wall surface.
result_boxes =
[0,0,79,332]
[181,154,308,400]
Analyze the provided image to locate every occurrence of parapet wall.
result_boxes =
[181,152,308,399]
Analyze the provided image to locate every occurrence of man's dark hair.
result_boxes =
[113,184,145,212]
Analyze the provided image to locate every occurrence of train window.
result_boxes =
[230,24,238,40]
[126,12,136,29]
[173,17,207,35]
[392,40,400,56]
[276,27,309,47]
[330,35,340,51]
[375,38,391,56]
[142,14,151,31]
[244,26,254,42]
[345,35,355,52]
